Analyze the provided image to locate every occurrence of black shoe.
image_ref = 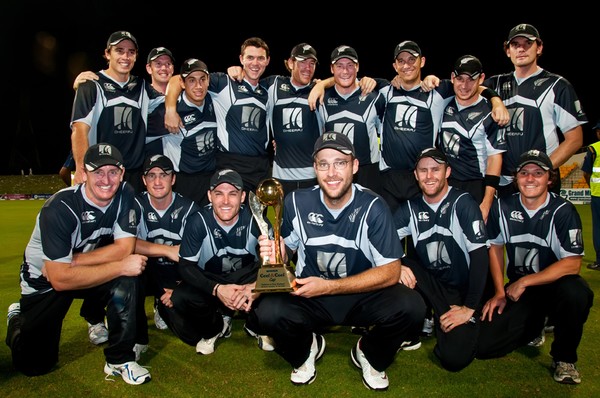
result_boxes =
[587,262,600,271]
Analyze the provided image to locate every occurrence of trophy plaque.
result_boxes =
[250,178,296,293]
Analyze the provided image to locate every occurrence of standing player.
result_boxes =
[482,23,587,197]
[70,31,159,194]
[147,58,217,206]
[6,143,151,385]
[438,55,505,221]
[165,37,271,197]
[308,45,386,194]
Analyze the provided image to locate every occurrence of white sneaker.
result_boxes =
[7,302,20,326]
[133,344,148,362]
[88,321,109,345]
[196,315,232,355]
[104,361,151,385]
[154,306,168,330]
[290,333,326,385]
[351,338,389,391]
[243,324,276,351]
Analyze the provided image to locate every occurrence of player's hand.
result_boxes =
[164,107,183,134]
[420,75,440,91]
[122,254,148,276]
[358,76,376,96]
[73,71,99,90]
[481,293,507,322]
[399,265,417,289]
[291,276,330,298]
[308,82,325,111]
[227,66,244,82]
[439,305,475,333]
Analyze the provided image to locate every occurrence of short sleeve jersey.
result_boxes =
[439,97,506,180]
[486,192,584,281]
[378,79,455,171]
[262,75,323,181]
[136,191,200,287]
[483,69,587,183]
[70,71,154,169]
[20,183,138,296]
[282,185,403,278]
[394,187,488,289]
[178,204,262,276]
[317,87,385,167]
[208,72,269,157]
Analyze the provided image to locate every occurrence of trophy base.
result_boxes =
[252,265,296,293]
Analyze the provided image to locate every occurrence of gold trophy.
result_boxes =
[250,178,296,293]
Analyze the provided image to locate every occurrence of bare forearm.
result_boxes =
[327,261,401,295]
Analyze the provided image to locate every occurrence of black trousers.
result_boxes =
[477,274,593,364]
[254,284,425,371]
[7,276,139,376]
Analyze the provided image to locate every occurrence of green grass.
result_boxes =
[0,200,599,397]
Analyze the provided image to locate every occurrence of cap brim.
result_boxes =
[331,57,358,64]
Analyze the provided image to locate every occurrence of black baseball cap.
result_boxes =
[415,147,448,165]
[84,143,124,171]
[180,58,209,79]
[313,131,355,158]
[516,150,553,172]
[147,47,174,64]
[453,55,483,79]
[394,41,421,59]
[210,169,243,190]
[143,155,174,175]
[330,45,358,64]
[507,23,541,42]
[593,120,600,131]
[291,43,318,62]
[106,31,138,50]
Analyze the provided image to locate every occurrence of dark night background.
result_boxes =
[2,2,597,175]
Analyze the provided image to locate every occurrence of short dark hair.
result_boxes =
[240,37,270,58]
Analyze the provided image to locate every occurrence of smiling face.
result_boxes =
[314,148,358,209]
[239,46,269,85]
[414,157,450,204]
[105,39,137,81]
[208,183,246,226]
[516,163,551,207]
[84,165,123,207]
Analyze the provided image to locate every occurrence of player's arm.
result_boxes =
[71,236,136,266]
[164,74,185,133]
[308,77,334,111]
[481,243,507,321]
[481,153,502,223]
[479,87,509,126]
[548,125,584,170]
[71,122,90,185]
[135,239,179,263]
[44,253,148,291]
[72,71,99,90]
[292,260,401,298]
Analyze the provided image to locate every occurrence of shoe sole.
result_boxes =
[350,345,388,391]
